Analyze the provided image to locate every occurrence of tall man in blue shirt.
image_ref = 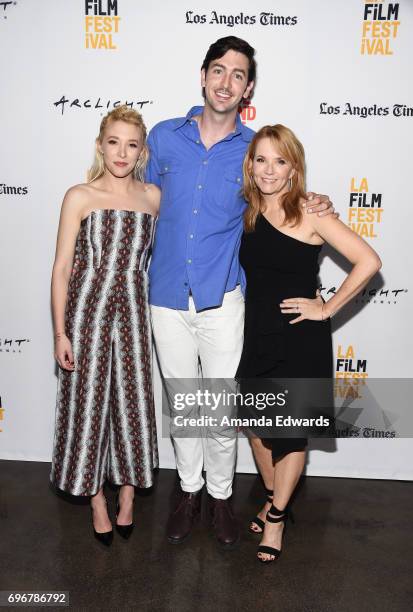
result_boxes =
[147,37,333,547]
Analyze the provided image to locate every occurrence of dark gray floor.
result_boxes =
[0,461,412,612]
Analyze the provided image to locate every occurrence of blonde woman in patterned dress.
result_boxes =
[50,106,160,546]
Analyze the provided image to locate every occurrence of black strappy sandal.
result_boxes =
[257,503,287,563]
[249,487,273,534]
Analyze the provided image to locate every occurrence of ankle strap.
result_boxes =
[266,504,287,523]
[270,503,287,515]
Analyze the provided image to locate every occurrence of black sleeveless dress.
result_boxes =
[236,214,333,459]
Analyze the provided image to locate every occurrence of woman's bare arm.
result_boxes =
[281,215,382,323]
[51,186,85,368]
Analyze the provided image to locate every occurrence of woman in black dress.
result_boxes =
[236,125,381,562]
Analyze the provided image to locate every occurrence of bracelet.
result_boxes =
[54,332,66,340]
[321,302,330,322]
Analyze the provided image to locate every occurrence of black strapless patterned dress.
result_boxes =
[51,209,158,496]
[236,214,333,458]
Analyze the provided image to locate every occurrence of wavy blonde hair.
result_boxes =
[243,124,306,232]
[88,105,149,183]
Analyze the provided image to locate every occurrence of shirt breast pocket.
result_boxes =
[158,159,182,203]
[219,168,243,210]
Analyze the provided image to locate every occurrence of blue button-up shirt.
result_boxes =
[146,106,254,311]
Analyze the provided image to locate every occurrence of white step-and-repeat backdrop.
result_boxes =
[1,1,412,479]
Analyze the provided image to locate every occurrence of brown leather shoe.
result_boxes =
[209,495,239,548]
[167,490,202,544]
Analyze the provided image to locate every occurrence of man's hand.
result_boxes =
[302,192,339,218]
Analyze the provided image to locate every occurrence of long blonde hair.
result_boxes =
[243,124,306,232]
[88,105,149,183]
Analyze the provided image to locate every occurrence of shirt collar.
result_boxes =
[174,105,251,142]
[173,106,202,130]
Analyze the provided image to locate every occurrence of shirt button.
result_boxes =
[203,160,208,165]
[196,140,200,144]
[189,234,194,239]
[187,259,192,264]
[236,177,241,183]
[193,209,198,214]
[198,184,202,189]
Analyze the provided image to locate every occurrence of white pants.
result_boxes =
[150,286,244,499]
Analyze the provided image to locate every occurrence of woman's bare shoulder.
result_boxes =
[63,183,95,202]
[60,183,100,219]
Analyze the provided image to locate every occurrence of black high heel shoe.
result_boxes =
[115,493,134,540]
[257,503,289,563]
[249,487,273,534]
[90,498,113,547]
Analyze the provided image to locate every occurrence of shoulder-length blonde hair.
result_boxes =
[88,105,149,183]
[243,124,306,232]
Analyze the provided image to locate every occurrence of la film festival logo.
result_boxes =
[361,2,400,55]
[348,177,383,238]
[84,0,120,49]
[185,10,298,27]
[336,345,368,380]
[335,345,368,401]
[334,352,397,439]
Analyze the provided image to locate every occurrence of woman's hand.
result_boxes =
[54,334,75,370]
[280,293,325,324]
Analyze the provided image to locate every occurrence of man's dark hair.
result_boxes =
[201,36,256,84]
